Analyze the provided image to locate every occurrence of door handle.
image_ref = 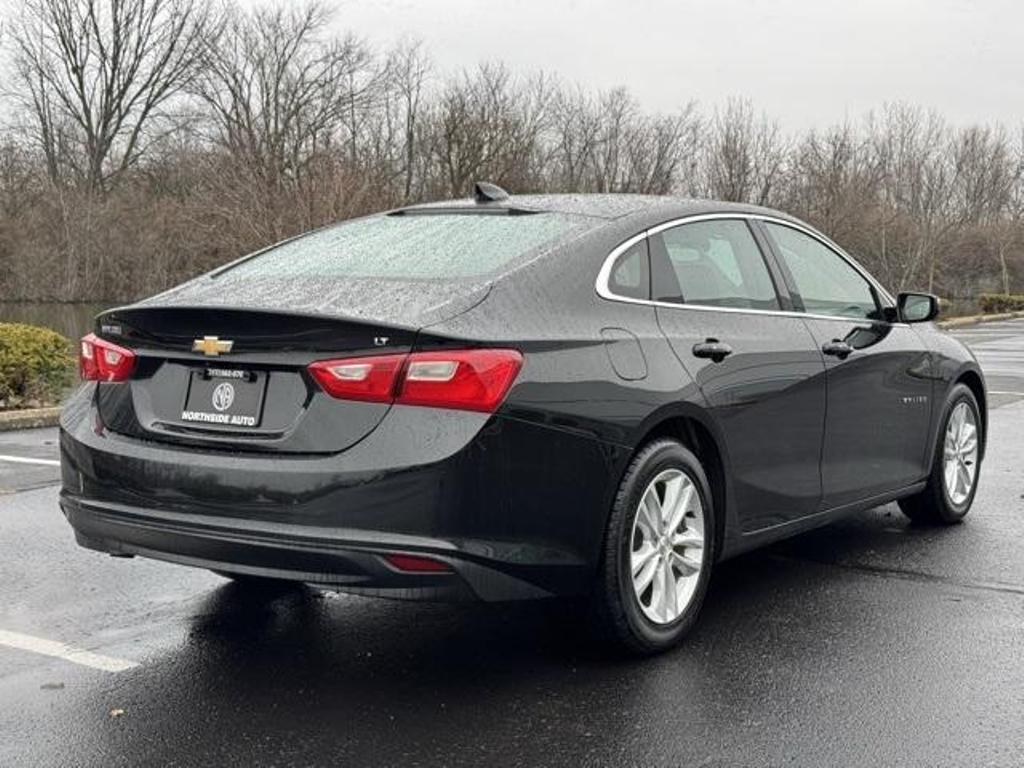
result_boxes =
[822,339,854,359]
[692,338,733,363]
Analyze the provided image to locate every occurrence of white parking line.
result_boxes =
[989,391,1024,396]
[0,455,60,467]
[0,629,138,673]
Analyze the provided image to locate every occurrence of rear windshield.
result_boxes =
[222,213,587,280]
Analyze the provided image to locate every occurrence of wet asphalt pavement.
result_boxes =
[1,321,1023,767]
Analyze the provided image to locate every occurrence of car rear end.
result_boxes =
[59,208,609,601]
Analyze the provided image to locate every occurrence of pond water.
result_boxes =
[0,302,113,341]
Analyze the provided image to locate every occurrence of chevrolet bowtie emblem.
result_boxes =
[192,336,234,357]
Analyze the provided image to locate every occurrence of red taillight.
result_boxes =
[79,333,136,382]
[398,349,523,412]
[383,553,453,573]
[307,354,405,402]
[308,348,522,413]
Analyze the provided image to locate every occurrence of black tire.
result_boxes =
[592,438,716,655]
[898,383,982,525]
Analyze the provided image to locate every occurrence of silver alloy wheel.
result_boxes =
[943,401,979,506]
[629,468,705,625]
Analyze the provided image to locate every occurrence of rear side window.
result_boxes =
[764,223,880,319]
[651,220,780,310]
[607,240,650,300]
[223,213,586,280]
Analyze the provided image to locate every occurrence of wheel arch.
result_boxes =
[619,405,734,564]
[954,368,987,461]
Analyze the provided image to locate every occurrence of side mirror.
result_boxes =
[897,292,939,323]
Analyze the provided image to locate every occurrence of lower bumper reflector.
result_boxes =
[383,553,453,573]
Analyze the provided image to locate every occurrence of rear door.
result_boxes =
[649,217,827,531]
[759,220,933,508]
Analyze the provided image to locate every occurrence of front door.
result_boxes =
[650,218,827,531]
[760,221,934,508]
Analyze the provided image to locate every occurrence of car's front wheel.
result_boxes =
[899,382,982,525]
[593,438,715,655]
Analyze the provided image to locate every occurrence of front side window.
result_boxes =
[764,223,880,320]
[651,220,780,310]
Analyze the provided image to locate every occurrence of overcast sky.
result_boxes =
[330,0,1024,130]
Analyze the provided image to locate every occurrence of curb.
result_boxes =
[938,310,1024,329]
[0,407,62,432]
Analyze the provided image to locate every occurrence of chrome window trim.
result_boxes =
[595,212,899,323]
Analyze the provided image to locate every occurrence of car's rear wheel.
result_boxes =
[899,383,981,525]
[593,438,714,655]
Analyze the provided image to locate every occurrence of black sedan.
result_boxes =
[59,185,986,653]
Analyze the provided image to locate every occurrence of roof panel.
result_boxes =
[396,193,787,221]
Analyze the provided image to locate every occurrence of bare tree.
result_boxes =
[623,108,699,194]
[702,98,788,205]
[191,1,375,240]
[12,0,212,192]
[950,125,1018,224]
[546,84,601,191]
[868,104,957,291]
[385,39,432,202]
[1,5,1023,305]
[586,87,635,193]
[989,130,1024,295]
[428,64,550,195]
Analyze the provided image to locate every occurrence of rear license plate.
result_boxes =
[181,369,266,428]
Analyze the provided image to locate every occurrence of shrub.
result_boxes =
[0,323,76,409]
[978,294,1024,314]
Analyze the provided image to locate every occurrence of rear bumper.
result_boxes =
[60,493,540,601]
[59,386,626,600]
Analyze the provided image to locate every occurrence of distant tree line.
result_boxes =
[0,0,1022,305]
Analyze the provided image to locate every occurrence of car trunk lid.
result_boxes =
[91,293,485,454]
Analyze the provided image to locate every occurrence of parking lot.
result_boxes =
[1,320,1022,767]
